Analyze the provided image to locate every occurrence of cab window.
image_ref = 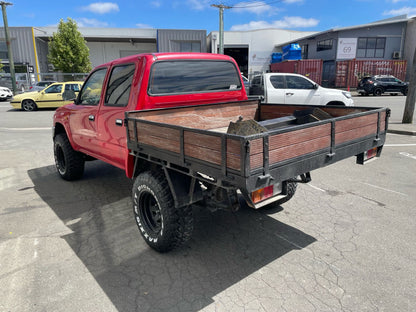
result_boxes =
[45,84,62,93]
[286,76,315,89]
[105,64,135,107]
[149,60,241,95]
[270,76,285,89]
[78,68,107,106]
[65,84,80,92]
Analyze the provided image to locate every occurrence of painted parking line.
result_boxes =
[399,152,416,160]
[0,127,51,131]
[360,182,408,197]
[384,144,416,147]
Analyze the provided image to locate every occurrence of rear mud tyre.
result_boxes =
[54,133,85,180]
[275,181,298,206]
[132,171,193,252]
[262,181,298,209]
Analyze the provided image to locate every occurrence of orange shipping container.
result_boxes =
[270,59,323,85]
[335,60,407,88]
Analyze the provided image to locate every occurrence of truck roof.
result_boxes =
[97,52,235,68]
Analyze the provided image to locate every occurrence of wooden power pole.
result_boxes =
[211,4,231,55]
[402,47,416,123]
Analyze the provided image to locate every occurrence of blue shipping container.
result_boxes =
[271,52,282,64]
[282,43,301,61]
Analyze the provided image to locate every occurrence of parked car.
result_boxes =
[15,73,29,93]
[0,86,13,101]
[10,81,83,111]
[29,81,57,92]
[357,75,408,96]
[241,74,249,92]
[249,73,353,106]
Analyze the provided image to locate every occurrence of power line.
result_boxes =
[230,0,284,9]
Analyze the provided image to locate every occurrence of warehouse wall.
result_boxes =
[87,41,157,67]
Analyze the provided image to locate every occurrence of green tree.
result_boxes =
[48,18,92,74]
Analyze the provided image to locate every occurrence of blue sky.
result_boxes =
[5,0,416,32]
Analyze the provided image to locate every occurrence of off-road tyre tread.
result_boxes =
[262,181,298,209]
[275,181,297,206]
[54,133,85,181]
[133,170,193,252]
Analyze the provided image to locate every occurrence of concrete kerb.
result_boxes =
[387,123,416,136]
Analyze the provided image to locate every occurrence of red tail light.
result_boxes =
[251,185,274,204]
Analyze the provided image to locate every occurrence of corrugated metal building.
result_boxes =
[274,15,416,87]
[157,29,206,53]
[0,27,209,87]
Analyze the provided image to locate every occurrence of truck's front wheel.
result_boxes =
[54,133,85,180]
[133,171,193,252]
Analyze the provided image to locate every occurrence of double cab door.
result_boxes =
[69,63,137,170]
[265,74,321,105]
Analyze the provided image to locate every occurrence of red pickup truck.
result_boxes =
[53,52,389,252]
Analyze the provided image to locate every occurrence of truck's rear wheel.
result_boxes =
[262,181,297,209]
[275,181,297,205]
[54,133,85,180]
[133,171,193,252]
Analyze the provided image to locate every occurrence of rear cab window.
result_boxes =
[148,60,242,95]
[105,64,135,107]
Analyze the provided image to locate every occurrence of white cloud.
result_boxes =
[230,16,319,31]
[75,18,109,27]
[136,23,153,28]
[383,6,416,16]
[187,0,211,11]
[151,1,161,8]
[283,0,304,3]
[82,2,120,14]
[232,1,279,15]
[390,0,408,3]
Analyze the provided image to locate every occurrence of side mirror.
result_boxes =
[314,84,319,90]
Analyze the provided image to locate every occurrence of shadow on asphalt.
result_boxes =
[29,162,316,312]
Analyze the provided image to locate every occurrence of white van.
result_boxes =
[249,73,353,106]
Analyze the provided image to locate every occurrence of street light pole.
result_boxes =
[0,1,16,94]
[211,4,231,55]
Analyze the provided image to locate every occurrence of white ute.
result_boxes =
[250,73,353,106]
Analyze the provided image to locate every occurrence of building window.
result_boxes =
[0,41,8,59]
[301,44,308,59]
[179,42,201,52]
[356,37,385,58]
[317,39,333,51]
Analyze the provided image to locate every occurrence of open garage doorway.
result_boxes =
[224,46,249,78]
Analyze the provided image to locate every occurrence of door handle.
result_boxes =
[89,115,95,121]
[286,92,294,96]
[115,119,123,126]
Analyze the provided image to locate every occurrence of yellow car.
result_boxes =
[10,81,83,111]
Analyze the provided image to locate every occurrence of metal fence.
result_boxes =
[0,72,88,93]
